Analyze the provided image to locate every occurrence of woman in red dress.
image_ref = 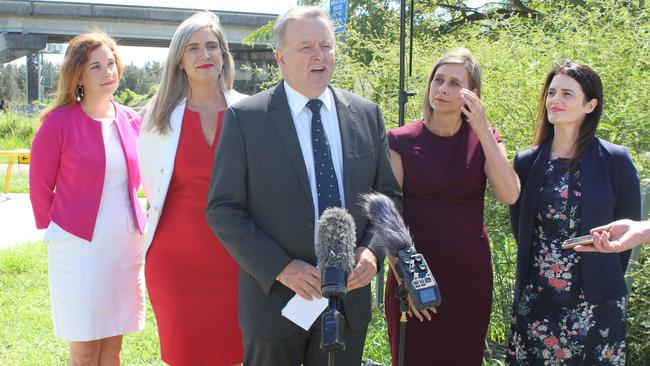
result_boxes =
[137,12,247,366]
[384,48,520,365]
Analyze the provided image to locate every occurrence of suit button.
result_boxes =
[307,222,314,230]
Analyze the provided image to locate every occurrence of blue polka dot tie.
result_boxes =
[307,99,341,216]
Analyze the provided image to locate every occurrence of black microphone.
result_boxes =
[362,193,441,309]
[316,207,356,353]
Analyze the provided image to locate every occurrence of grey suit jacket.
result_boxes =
[206,81,401,338]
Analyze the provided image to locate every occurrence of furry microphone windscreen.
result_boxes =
[316,207,356,273]
[361,193,412,256]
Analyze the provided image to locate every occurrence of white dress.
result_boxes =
[45,118,145,342]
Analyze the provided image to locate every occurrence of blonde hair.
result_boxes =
[143,11,234,134]
[422,48,481,122]
[41,31,122,122]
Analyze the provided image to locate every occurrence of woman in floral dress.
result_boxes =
[507,61,640,365]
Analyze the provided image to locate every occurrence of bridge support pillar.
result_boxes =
[27,52,43,104]
[0,33,47,63]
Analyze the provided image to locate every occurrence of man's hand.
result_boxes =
[347,247,378,291]
[575,219,650,253]
[277,259,322,300]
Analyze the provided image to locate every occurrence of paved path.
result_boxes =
[0,163,29,171]
[0,193,44,249]
[0,192,148,249]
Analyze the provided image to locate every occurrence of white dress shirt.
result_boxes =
[283,81,345,243]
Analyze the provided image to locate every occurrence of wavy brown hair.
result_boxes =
[40,31,123,122]
[532,61,603,171]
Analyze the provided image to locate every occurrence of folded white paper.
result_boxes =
[281,294,328,331]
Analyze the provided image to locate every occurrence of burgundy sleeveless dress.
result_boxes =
[385,120,500,366]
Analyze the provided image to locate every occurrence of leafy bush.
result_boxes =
[331,0,649,363]
[114,88,149,107]
[626,244,650,365]
[0,111,38,151]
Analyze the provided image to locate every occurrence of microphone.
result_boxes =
[361,193,412,256]
[362,193,441,309]
[316,207,356,353]
[316,207,356,298]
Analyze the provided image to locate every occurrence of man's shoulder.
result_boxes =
[228,84,282,113]
[331,87,377,110]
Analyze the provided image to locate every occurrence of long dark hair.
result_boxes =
[532,60,603,171]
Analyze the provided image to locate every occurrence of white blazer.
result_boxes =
[137,89,248,253]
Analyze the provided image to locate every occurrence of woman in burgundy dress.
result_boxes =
[137,12,247,366]
[384,48,520,365]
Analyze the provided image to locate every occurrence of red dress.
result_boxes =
[385,120,500,366]
[145,109,243,365]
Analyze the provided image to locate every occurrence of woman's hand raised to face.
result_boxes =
[460,88,490,136]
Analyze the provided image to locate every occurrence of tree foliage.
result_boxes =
[0,61,62,104]
[0,60,161,107]
[0,64,22,104]
[118,61,162,96]
[327,0,649,363]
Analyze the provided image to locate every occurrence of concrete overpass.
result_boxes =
[0,0,278,100]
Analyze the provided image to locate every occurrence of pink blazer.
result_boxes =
[29,101,146,241]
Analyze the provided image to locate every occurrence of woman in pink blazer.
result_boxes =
[29,31,146,365]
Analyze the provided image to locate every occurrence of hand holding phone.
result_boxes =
[561,234,594,250]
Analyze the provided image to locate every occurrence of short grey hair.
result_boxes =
[273,6,333,48]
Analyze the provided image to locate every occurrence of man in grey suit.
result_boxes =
[206,6,401,366]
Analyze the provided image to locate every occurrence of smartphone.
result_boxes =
[561,234,593,249]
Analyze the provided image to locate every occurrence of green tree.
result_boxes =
[42,60,60,99]
[0,64,23,103]
[329,1,649,363]
[118,61,162,95]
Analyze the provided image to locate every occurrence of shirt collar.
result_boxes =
[283,81,334,118]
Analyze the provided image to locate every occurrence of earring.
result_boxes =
[76,85,84,102]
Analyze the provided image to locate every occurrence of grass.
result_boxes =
[0,169,29,193]
[0,242,164,365]
[0,110,36,194]
[1,242,518,365]
[0,112,37,151]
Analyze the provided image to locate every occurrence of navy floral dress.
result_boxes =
[506,155,627,366]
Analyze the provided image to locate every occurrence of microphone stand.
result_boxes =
[328,297,339,366]
[398,0,416,127]
[320,268,347,366]
[395,284,410,366]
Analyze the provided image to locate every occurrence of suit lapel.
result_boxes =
[112,104,131,168]
[519,140,551,263]
[577,138,600,235]
[161,103,184,168]
[268,82,313,204]
[331,87,358,204]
